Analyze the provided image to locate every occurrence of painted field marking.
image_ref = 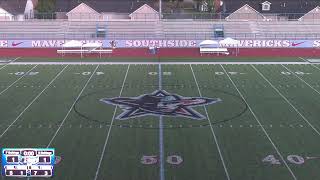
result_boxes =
[158,64,165,180]
[0,63,13,70]
[148,72,172,76]
[308,62,320,72]
[251,65,320,137]
[0,65,69,139]
[299,57,320,71]
[47,65,100,147]
[282,65,320,95]
[0,65,38,96]
[190,65,230,180]
[9,61,311,65]
[306,156,320,160]
[220,65,297,180]
[298,57,309,63]
[0,122,308,129]
[93,65,130,180]
[0,57,20,72]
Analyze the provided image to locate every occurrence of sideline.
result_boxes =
[9,61,312,65]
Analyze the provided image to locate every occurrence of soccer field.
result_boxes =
[1,60,320,180]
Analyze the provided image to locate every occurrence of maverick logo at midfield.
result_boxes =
[100,90,221,120]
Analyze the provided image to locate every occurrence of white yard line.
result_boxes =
[282,64,320,96]
[299,57,320,69]
[93,65,130,180]
[298,57,320,73]
[190,64,231,180]
[0,64,9,71]
[11,57,21,62]
[298,57,309,63]
[0,65,69,139]
[308,62,320,72]
[9,61,311,65]
[251,65,320,136]
[158,64,165,180]
[46,65,100,147]
[0,57,20,70]
[311,63,320,70]
[0,65,38,96]
[159,115,164,180]
[220,64,297,180]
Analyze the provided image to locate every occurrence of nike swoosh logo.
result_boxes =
[12,42,24,47]
[291,41,305,47]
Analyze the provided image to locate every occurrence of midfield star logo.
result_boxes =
[100,90,221,120]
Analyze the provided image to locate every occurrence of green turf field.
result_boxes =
[16,56,306,62]
[0,60,320,180]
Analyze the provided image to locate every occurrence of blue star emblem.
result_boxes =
[100,90,221,120]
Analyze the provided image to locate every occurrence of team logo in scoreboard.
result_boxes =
[100,90,221,120]
[1,148,55,178]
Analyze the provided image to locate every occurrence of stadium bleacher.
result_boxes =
[1,19,320,40]
[256,21,320,39]
[105,21,158,39]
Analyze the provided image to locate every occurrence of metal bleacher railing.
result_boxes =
[0,12,320,40]
[0,12,316,21]
[2,32,320,40]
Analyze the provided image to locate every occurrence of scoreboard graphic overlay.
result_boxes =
[1,148,55,177]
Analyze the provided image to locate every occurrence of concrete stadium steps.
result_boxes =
[255,22,320,39]
[65,21,97,39]
[0,20,255,40]
[0,21,64,32]
[160,33,213,40]
[106,20,218,40]
[1,20,320,40]
[0,21,65,39]
[257,22,320,33]
[222,21,255,37]
[106,21,158,33]
[105,21,159,40]
[162,21,255,39]
[162,20,214,33]
[0,21,98,39]
[161,21,218,40]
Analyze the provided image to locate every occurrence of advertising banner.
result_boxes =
[0,39,320,48]
[219,40,315,48]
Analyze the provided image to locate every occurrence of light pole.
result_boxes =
[159,0,162,19]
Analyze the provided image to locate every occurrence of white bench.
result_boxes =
[57,49,113,54]
[200,48,229,55]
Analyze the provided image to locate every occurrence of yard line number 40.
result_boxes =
[263,154,305,165]
[281,71,311,75]
[10,72,39,76]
